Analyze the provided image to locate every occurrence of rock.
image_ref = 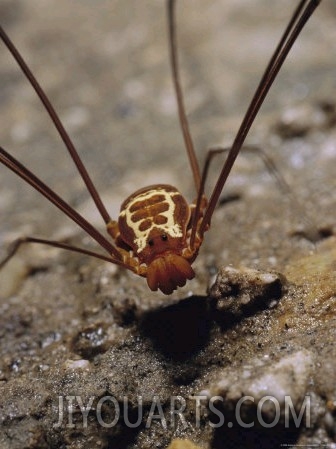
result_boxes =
[273,101,336,138]
[209,266,286,318]
[166,438,202,449]
[203,349,314,426]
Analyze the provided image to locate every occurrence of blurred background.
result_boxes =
[0,0,335,261]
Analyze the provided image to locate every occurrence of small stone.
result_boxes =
[205,349,314,425]
[166,438,202,449]
[63,359,90,371]
[0,256,29,298]
[209,266,286,318]
[71,323,110,358]
[273,101,334,138]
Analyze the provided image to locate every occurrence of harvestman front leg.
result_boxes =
[0,236,116,270]
[0,145,134,272]
[201,145,294,196]
[188,144,291,249]
[0,25,143,274]
[198,144,319,239]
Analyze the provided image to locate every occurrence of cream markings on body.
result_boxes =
[120,187,184,253]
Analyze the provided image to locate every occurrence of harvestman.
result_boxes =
[0,1,321,294]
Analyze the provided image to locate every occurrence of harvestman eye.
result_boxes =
[0,0,321,295]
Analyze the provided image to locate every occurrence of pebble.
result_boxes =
[209,266,286,317]
[166,439,202,449]
[204,349,314,424]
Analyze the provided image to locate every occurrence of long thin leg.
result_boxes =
[0,146,122,260]
[0,237,130,271]
[0,25,111,225]
[256,0,309,106]
[190,145,319,248]
[190,145,288,247]
[167,0,201,192]
[200,145,295,197]
[190,148,224,248]
[199,0,321,236]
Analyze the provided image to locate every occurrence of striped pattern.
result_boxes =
[119,185,189,254]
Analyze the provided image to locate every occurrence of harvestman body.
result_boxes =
[0,1,321,294]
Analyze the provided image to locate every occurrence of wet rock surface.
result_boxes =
[0,1,335,448]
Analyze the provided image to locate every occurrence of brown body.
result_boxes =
[107,185,203,294]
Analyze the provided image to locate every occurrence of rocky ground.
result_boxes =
[0,1,335,448]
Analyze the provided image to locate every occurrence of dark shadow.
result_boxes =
[211,419,301,449]
[212,423,301,449]
[106,422,142,449]
[218,192,242,207]
[140,295,211,361]
[211,403,304,449]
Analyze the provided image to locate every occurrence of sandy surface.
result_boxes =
[0,1,335,448]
